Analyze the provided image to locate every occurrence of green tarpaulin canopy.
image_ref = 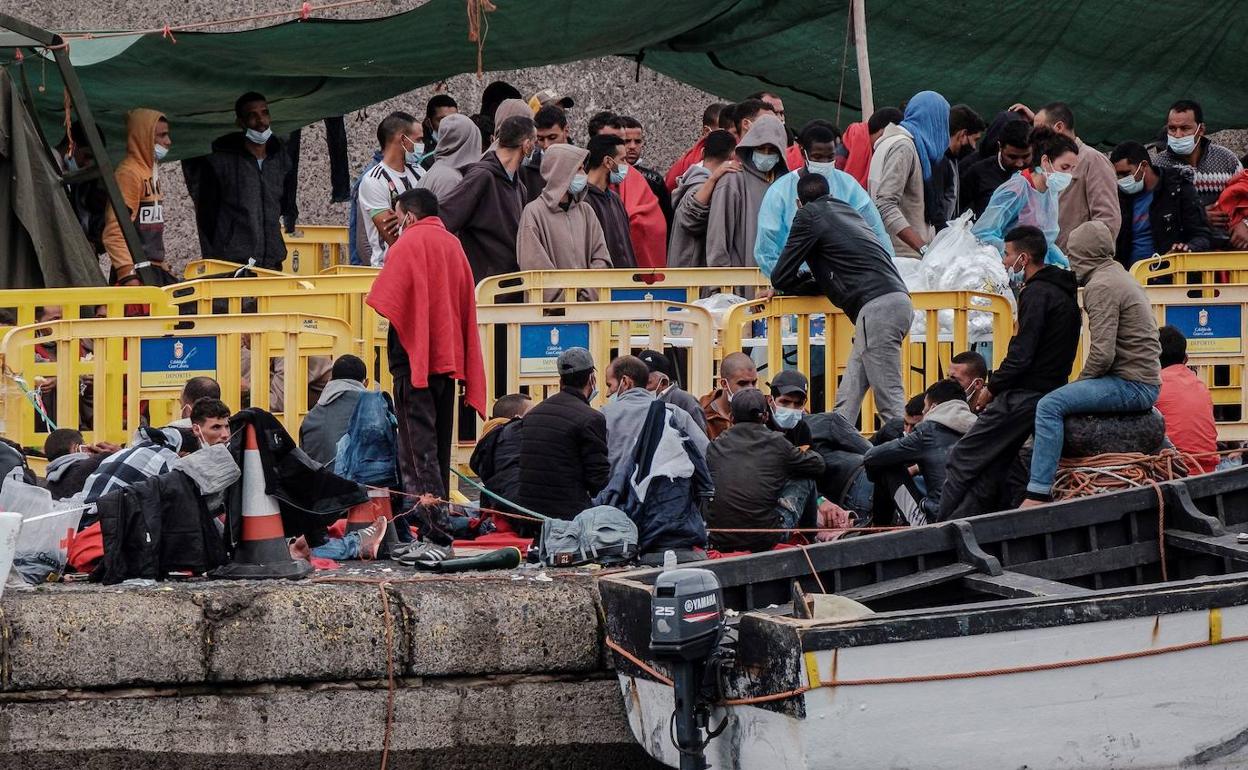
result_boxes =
[2,0,1246,160]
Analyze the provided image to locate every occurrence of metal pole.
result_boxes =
[852,0,874,118]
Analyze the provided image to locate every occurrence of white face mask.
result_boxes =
[1007,252,1027,287]
[403,137,425,165]
[245,127,273,145]
[1046,171,1073,194]
[1167,133,1198,156]
[772,405,803,429]
[752,150,779,173]
[154,144,169,162]
[806,159,836,176]
[1117,164,1145,195]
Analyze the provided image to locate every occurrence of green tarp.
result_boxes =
[2,0,1246,160]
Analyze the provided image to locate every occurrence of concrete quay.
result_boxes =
[0,570,663,769]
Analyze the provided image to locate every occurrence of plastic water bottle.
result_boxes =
[663,550,677,569]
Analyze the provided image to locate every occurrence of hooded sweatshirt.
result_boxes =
[987,265,1082,396]
[438,151,527,282]
[863,398,975,520]
[102,108,168,281]
[1066,221,1162,385]
[706,115,790,268]
[516,145,613,301]
[668,164,712,267]
[419,113,483,201]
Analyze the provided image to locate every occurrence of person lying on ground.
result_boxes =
[43,428,117,501]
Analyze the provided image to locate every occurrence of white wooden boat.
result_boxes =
[599,468,1248,769]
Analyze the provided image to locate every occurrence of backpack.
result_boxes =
[539,505,638,567]
[334,391,399,486]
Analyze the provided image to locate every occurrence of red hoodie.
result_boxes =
[614,170,668,269]
[366,216,487,417]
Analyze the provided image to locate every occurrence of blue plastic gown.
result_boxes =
[754,167,895,277]
[970,172,1069,267]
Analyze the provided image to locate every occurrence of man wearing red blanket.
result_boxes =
[366,188,486,566]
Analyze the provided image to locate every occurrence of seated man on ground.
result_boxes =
[168,376,221,428]
[948,350,988,403]
[189,398,233,447]
[299,354,369,467]
[1022,221,1161,506]
[1155,325,1217,474]
[82,426,198,508]
[514,349,610,531]
[864,379,976,526]
[43,429,117,501]
[700,352,759,441]
[604,354,709,477]
[871,393,926,446]
[705,388,825,553]
[469,393,532,525]
[767,369,815,447]
[638,349,707,433]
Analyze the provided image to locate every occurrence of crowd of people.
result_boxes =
[22,81,1248,572]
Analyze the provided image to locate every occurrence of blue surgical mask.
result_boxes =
[568,173,588,195]
[607,391,619,403]
[609,162,629,185]
[1167,133,1198,156]
[404,139,425,166]
[1117,169,1144,196]
[245,127,273,145]
[431,129,441,143]
[752,150,779,173]
[772,405,803,429]
[806,159,835,177]
[154,144,169,162]
[589,387,599,401]
[1007,253,1026,288]
[1046,171,1073,194]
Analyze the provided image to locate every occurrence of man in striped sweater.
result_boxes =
[1152,99,1244,249]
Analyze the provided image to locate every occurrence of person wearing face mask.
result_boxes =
[438,115,536,281]
[183,92,294,271]
[367,188,486,567]
[593,114,668,269]
[939,226,1080,521]
[1109,141,1211,267]
[766,370,814,446]
[707,114,790,270]
[1020,221,1161,507]
[925,104,985,231]
[959,118,1032,218]
[602,355,709,478]
[1028,101,1121,250]
[355,112,426,267]
[948,350,988,404]
[754,120,893,278]
[516,144,613,300]
[864,379,977,527]
[582,134,637,268]
[168,377,222,429]
[638,349,707,433]
[514,348,611,525]
[869,90,949,258]
[418,113,483,202]
[699,352,760,441]
[1152,99,1244,249]
[420,94,458,171]
[704,388,825,554]
[101,108,175,286]
[972,127,1079,268]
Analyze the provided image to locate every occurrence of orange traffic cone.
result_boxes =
[211,424,312,579]
[346,488,396,557]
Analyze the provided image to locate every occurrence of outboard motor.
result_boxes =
[650,568,724,770]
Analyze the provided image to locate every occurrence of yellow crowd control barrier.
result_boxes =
[476,267,769,305]
[284,225,350,276]
[165,273,390,392]
[1132,251,1248,287]
[721,291,1013,428]
[0,286,175,333]
[181,259,287,280]
[319,265,380,276]
[1,313,353,450]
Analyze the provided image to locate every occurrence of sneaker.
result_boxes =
[394,540,455,569]
[356,517,388,561]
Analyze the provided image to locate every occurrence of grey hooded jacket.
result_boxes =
[863,398,976,518]
[706,115,790,268]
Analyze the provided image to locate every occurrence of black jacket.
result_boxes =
[226,409,367,546]
[771,195,908,322]
[959,154,1013,218]
[94,470,228,584]
[706,422,824,552]
[185,132,293,269]
[988,266,1081,396]
[515,388,610,520]
[438,151,528,282]
[1114,166,1211,266]
[806,412,872,506]
[863,401,976,519]
[469,418,524,511]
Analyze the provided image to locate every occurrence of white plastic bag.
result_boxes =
[914,211,1016,340]
[691,293,749,332]
[0,472,85,585]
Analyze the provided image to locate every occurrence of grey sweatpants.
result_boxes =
[834,292,913,425]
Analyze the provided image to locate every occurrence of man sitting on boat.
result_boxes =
[1021,220,1162,506]
[863,379,976,526]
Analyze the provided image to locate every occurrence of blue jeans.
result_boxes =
[1027,377,1161,497]
[311,531,361,560]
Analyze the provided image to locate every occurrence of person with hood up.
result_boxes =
[1021,220,1161,506]
[367,188,486,566]
[438,114,536,282]
[939,225,1082,520]
[101,108,175,286]
[868,91,949,258]
[583,134,637,268]
[706,114,790,270]
[863,378,976,526]
[668,130,739,268]
[516,144,613,301]
[755,121,893,277]
[299,354,369,467]
[184,92,294,270]
[418,113,482,201]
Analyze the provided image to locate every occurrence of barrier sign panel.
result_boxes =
[1166,305,1242,355]
[611,288,686,303]
[139,336,218,388]
[519,323,590,375]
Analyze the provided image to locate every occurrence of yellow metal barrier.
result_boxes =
[181,259,287,280]
[721,291,1013,428]
[164,273,389,392]
[1132,251,1248,287]
[284,225,350,276]
[319,265,380,276]
[476,268,769,305]
[1,313,352,450]
[0,286,175,331]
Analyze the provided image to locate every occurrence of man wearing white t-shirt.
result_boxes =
[357,112,426,266]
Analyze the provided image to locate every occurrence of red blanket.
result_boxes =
[615,172,668,269]
[664,136,707,192]
[366,216,487,417]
